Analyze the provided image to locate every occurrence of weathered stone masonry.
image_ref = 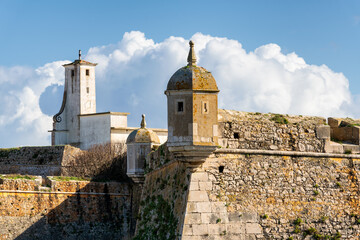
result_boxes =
[135,145,360,239]
[0,176,132,240]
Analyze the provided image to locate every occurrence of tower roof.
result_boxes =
[126,115,160,144]
[166,41,218,92]
[63,50,97,67]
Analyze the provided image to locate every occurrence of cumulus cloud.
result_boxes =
[0,31,357,147]
[0,61,69,147]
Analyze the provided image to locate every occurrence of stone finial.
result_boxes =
[140,114,146,128]
[187,40,196,66]
[79,50,81,60]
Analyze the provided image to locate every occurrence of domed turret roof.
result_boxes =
[166,41,219,92]
[126,114,160,144]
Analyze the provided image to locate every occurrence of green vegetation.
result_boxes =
[50,176,90,181]
[336,182,341,188]
[0,147,20,158]
[134,195,178,240]
[313,190,319,196]
[216,218,221,223]
[261,214,268,219]
[271,114,289,124]
[294,218,302,225]
[304,227,317,236]
[331,138,343,144]
[320,216,328,223]
[344,149,352,154]
[1,174,35,180]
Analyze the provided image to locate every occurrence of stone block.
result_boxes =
[189,181,199,191]
[196,202,211,213]
[245,223,262,234]
[181,236,202,240]
[211,202,227,213]
[191,172,209,182]
[208,224,226,235]
[192,224,209,236]
[188,191,209,202]
[228,212,242,222]
[182,224,193,236]
[328,117,340,127]
[184,213,201,224]
[200,213,212,223]
[316,125,330,140]
[227,223,245,234]
[186,202,197,213]
[198,181,212,191]
[241,212,258,222]
[245,234,256,240]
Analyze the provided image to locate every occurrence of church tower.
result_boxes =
[165,41,220,148]
[52,50,97,146]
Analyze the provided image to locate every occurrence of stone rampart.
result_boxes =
[0,146,82,176]
[136,144,360,239]
[134,160,190,239]
[181,149,360,239]
[0,175,131,240]
[218,109,326,152]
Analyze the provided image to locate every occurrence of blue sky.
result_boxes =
[1,1,360,147]
[1,1,359,87]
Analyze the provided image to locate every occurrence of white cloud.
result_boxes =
[0,31,356,147]
[0,61,68,147]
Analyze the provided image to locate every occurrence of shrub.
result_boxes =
[271,114,289,124]
[294,218,302,225]
[64,143,127,181]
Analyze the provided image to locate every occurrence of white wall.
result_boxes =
[80,114,111,150]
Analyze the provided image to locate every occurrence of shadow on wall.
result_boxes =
[0,143,138,240]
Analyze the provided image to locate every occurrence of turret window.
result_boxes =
[71,70,74,77]
[202,101,209,114]
[178,102,183,112]
[175,99,185,114]
[86,87,89,94]
[86,69,90,76]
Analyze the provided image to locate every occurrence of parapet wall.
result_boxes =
[0,175,131,240]
[137,144,360,239]
[182,149,360,239]
[218,109,326,152]
[0,146,82,176]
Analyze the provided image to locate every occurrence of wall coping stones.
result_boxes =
[0,190,129,196]
[215,148,360,158]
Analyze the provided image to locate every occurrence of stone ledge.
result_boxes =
[215,148,360,158]
[0,190,130,196]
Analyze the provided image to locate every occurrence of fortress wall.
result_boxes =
[0,146,82,176]
[218,109,327,152]
[182,150,360,239]
[135,160,191,239]
[0,176,131,240]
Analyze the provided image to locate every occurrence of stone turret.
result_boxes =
[126,114,160,183]
[165,41,220,148]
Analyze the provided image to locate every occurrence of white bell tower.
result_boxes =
[52,50,97,146]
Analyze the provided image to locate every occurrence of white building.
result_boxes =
[50,51,167,150]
